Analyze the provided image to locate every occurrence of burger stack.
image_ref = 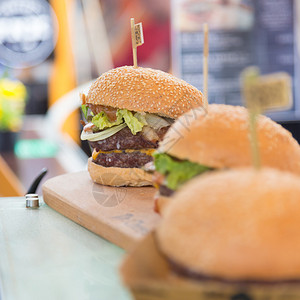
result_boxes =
[79,64,300,299]
[80,66,205,187]
[119,103,300,299]
[152,104,300,213]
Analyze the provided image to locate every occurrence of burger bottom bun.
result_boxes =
[88,158,153,187]
[154,193,171,214]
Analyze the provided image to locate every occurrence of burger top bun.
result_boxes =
[85,66,206,118]
[157,168,300,281]
[158,104,300,175]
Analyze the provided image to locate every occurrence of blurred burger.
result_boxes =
[80,66,205,186]
[156,168,300,297]
[152,104,300,212]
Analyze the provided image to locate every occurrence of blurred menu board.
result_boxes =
[171,0,300,121]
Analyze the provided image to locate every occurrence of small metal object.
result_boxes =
[25,194,40,209]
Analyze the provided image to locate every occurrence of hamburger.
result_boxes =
[156,168,300,297]
[152,104,300,212]
[80,66,205,186]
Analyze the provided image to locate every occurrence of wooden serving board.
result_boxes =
[42,171,160,250]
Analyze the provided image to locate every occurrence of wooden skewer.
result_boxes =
[242,67,261,170]
[131,18,138,68]
[249,107,261,169]
[242,66,292,170]
[203,23,209,108]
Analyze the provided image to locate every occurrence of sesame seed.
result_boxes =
[84,65,204,118]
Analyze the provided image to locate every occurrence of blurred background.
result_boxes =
[0,0,299,196]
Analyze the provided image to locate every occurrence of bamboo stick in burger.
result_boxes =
[241,66,293,170]
[130,18,144,68]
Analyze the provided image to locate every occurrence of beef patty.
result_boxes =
[93,151,153,168]
[89,126,169,151]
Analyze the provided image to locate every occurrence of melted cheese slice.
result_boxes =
[92,148,156,160]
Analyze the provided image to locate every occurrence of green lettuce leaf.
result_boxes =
[91,111,123,130]
[153,152,212,190]
[81,104,88,119]
[117,109,144,135]
[134,112,148,126]
[90,109,145,134]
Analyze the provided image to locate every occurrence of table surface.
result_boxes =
[0,196,131,300]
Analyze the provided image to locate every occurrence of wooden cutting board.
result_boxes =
[42,171,160,251]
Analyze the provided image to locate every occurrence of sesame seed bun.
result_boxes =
[85,66,206,118]
[88,158,153,187]
[157,168,300,281]
[158,104,300,174]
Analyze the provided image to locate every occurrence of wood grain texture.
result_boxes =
[42,171,160,250]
